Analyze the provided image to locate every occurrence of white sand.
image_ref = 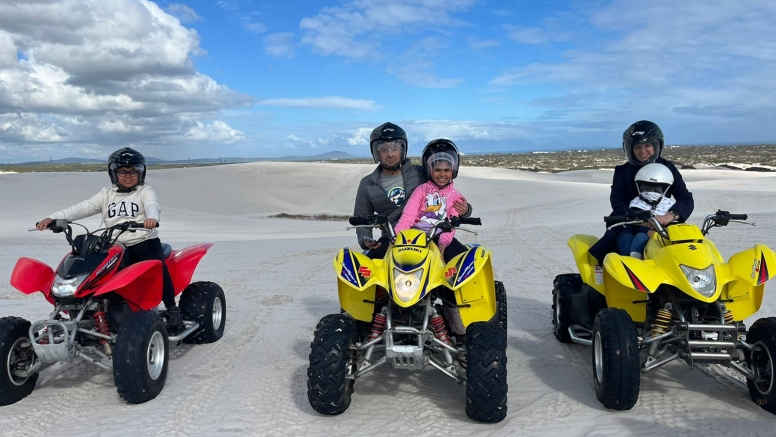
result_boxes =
[1,162,776,436]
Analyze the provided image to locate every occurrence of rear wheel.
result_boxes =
[552,274,580,343]
[0,317,39,406]
[113,311,169,404]
[495,281,507,332]
[307,314,357,415]
[179,281,226,344]
[746,317,776,413]
[592,308,640,410]
[465,321,508,423]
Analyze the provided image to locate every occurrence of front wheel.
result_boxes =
[465,321,508,423]
[179,281,226,344]
[113,311,169,404]
[746,317,776,413]
[0,317,39,406]
[307,314,357,415]
[592,308,640,410]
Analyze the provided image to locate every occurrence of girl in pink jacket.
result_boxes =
[395,139,467,262]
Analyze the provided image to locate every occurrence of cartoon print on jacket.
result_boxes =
[417,192,447,231]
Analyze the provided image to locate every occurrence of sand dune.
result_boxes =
[1,162,776,435]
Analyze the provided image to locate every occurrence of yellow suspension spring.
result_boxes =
[724,310,734,325]
[652,308,672,337]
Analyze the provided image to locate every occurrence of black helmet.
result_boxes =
[108,147,146,186]
[370,122,407,171]
[623,120,664,166]
[421,138,460,181]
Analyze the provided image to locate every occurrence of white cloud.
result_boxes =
[490,0,776,126]
[467,38,501,50]
[259,96,378,111]
[264,33,296,59]
[0,0,255,151]
[300,0,474,58]
[346,127,372,146]
[185,120,245,143]
[168,4,203,23]
[243,21,266,34]
[0,113,65,143]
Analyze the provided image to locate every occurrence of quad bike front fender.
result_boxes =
[601,253,672,323]
[446,246,497,327]
[10,257,55,304]
[722,244,776,321]
[166,243,213,295]
[333,248,386,322]
[91,260,163,311]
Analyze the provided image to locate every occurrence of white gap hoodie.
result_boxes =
[49,184,161,247]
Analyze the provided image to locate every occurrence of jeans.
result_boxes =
[617,228,650,257]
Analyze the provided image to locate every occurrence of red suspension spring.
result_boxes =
[92,311,110,344]
[430,315,452,346]
[369,314,387,340]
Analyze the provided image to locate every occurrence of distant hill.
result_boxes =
[8,151,360,166]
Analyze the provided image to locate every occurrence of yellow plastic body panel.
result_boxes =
[334,228,499,327]
[570,222,776,323]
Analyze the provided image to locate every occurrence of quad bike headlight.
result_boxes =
[393,268,424,302]
[680,264,716,297]
[51,273,89,298]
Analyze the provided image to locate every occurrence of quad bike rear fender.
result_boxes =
[567,234,606,295]
[166,243,214,295]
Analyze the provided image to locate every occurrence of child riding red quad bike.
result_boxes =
[0,219,226,406]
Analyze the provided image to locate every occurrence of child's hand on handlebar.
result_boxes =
[143,219,158,229]
[36,218,53,230]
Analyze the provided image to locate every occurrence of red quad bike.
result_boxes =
[1,219,226,406]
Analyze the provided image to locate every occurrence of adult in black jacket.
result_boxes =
[589,120,694,264]
[354,122,470,259]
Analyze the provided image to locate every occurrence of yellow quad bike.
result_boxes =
[306,215,508,423]
[552,209,776,413]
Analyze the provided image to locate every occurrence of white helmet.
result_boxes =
[634,163,673,196]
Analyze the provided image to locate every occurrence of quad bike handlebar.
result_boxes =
[604,209,754,239]
[30,220,159,255]
[347,215,482,241]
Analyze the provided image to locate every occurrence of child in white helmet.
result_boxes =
[617,163,677,259]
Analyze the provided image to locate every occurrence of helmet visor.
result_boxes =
[426,151,458,171]
[374,139,406,154]
[637,181,668,194]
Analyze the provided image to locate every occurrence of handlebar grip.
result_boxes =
[604,216,627,224]
[729,214,747,220]
[349,217,371,226]
[459,217,482,226]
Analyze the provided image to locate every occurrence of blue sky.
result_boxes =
[1,0,775,162]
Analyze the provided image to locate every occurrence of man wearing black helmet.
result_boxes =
[354,122,471,259]
[36,147,185,331]
[589,120,694,264]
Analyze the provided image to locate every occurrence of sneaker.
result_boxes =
[165,306,185,331]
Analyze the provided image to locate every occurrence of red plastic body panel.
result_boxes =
[10,257,56,304]
[91,260,163,311]
[166,243,213,295]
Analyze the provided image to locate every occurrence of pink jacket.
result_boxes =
[395,181,463,248]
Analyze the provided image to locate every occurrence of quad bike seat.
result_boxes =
[161,243,172,259]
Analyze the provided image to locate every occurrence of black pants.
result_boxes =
[125,238,176,307]
[367,236,467,263]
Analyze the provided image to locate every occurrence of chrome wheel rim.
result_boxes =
[212,296,223,329]
[147,331,166,380]
[594,332,603,385]
[6,337,32,386]
[753,341,774,395]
